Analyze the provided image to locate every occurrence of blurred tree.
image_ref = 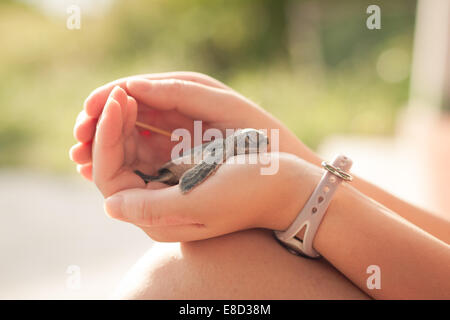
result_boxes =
[0,0,417,172]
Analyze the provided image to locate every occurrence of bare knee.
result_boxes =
[114,229,274,299]
[114,229,368,299]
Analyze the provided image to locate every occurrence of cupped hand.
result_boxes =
[91,84,318,241]
[70,72,319,182]
[91,86,145,198]
[102,152,318,242]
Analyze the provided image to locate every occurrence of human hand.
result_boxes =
[90,85,146,198]
[102,152,320,242]
[90,84,319,241]
[70,72,320,182]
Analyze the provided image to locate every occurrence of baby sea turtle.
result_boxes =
[135,128,269,194]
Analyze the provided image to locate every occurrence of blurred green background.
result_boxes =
[0,0,416,173]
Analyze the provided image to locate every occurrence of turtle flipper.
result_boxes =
[134,169,178,185]
[134,170,159,183]
[179,161,220,194]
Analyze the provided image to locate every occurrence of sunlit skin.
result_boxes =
[70,72,318,181]
[70,72,450,299]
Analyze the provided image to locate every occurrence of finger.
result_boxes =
[74,111,97,143]
[74,109,85,126]
[104,187,201,227]
[95,93,123,147]
[84,72,230,118]
[75,84,128,144]
[81,72,229,144]
[93,88,124,187]
[126,78,239,122]
[110,83,128,120]
[69,142,92,164]
[93,87,145,197]
[124,96,137,136]
[77,163,92,181]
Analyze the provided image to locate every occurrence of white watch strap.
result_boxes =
[274,154,353,258]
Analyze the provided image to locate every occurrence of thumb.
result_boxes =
[104,187,201,227]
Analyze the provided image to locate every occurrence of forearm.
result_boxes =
[294,165,450,299]
[265,157,449,298]
[350,176,450,243]
[293,144,450,243]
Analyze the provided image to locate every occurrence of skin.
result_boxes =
[70,72,316,182]
[70,72,450,299]
[113,229,369,300]
[134,128,269,194]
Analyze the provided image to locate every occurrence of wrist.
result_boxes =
[258,155,322,232]
[270,156,355,254]
[312,182,354,253]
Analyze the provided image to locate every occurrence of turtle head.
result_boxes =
[235,128,269,154]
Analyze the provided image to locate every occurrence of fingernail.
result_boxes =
[99,98,117,123]
[104,195,124,219]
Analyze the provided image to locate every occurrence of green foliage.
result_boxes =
[0,0,416,172]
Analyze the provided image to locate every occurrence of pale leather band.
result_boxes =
[274,155,353,258]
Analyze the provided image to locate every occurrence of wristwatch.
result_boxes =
[274,154,353,258]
